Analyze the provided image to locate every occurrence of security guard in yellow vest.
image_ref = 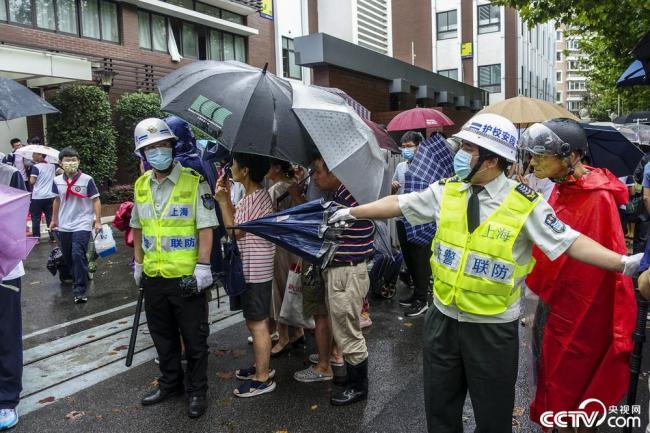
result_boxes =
[130,118,217,419]
[329,113,642,433]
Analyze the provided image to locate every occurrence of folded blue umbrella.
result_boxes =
[617,59,649,87]
[233,199,346,268]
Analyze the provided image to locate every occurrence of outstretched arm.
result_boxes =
[566,234,641,275]
[349,195,402,220]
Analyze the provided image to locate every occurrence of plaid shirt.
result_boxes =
[402,133,454,244]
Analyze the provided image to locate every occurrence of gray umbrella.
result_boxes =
[291,82,386,204]
[158,60,316,165]
[0,77,58,121]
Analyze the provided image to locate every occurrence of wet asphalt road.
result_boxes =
[14,235,650,433]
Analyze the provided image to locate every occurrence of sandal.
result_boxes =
[233,379,276,398]
[235,365,276,380]
[270,342,292,358]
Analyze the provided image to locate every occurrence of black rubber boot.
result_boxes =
[330,359,368,406]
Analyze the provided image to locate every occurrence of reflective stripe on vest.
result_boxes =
[431,180,541,315]
[134,168,200,278]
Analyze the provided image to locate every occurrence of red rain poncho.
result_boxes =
[527,167,636,427]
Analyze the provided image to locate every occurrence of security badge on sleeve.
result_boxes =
[201,193,215,210]
[544,213,566,233]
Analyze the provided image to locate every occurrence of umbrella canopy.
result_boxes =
[614,112,650,124]
[616,59,649,87]
[15,144,60,161]
[0,185,38,279]
[291,82,387,204]
[363,119,400,153]
[234,199,346,267]
[311,85,371,120]
[158,60,316,165]
[0,77,59,121]
[633,30,650,60]
[582,123,644,177]
[478,95,579,126]
[387,107,454,131]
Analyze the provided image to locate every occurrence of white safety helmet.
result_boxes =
[452,113,519,162]
[133,118,177,154]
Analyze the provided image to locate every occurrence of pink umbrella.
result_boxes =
[363,119,400,153]
[0,184,38,280]
[387,107,454,131]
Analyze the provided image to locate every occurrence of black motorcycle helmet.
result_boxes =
[521,118,588,158]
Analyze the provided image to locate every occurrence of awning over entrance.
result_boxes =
[0,45,92,88]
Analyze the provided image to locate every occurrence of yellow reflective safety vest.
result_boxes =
[431,179,541,315]
[134,168,200,278]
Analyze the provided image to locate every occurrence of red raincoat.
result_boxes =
[527,167,636,427]
[112,201,134,248]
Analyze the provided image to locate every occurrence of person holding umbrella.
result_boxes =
[130,118,216,418]
[519,119,637,432]
[329,112,643,433]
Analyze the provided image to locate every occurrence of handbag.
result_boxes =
[279,261,315,329]
[222,230,247,297]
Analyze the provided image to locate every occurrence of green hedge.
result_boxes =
[115,92,165,172]
[47,85,117,186]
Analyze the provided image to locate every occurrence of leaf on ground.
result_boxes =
[403,322,414,328]
[107,351,118,356]
[118,321,128,325]
[231,349,246,358]
[216,397,233,407]
[150,378,159,387]
[111,408,122,413]
[213,349,229,357]
[310,404,318,411]
[65,410,85,421]
[87,335,95,339]
[217,371,235,380]
[274,430,289,433]
[512,406,525,417]
[114,345,128,351]
[30,281,41,285]
[95,415,103,421]
[38,396,55,404]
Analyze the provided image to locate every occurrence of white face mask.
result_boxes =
[62,161,79,174]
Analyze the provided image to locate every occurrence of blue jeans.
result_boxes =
[57,231,91,297]
[0,278,22,409]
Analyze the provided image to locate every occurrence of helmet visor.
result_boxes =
[519,123,566,156]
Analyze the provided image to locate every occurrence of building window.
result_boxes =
[478,4,500,34]
[208,29,245,62]
[569,80,586,90]
[556,30,562,40]
[167,0,193,9]
[556,51,561,61]
[567,39,580,50]
[182,22,198,58]
[438,68,458,81]
[139,10,167,51]
[221,9,242,24]
[556,71,562,82]
[164,0,244,24]
[556,91,562,102]
[282,37,301,80]
[568,60,582,70]
[5,0,118,40]
[436,10,457,40]
[478,64,501,93]
[195,1,219,18]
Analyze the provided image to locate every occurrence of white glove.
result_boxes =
[621,253,644,277]
[328,208,356,224]
[194,264,213,291]
[134,262,143,286]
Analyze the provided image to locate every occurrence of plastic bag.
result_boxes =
[279,262,315,329]
[94,224,117,257]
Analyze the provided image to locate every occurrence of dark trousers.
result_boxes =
[633,219,650,254]
[423,307,519,433]
[143,276,209,396]
[57,230,91,296]
[29,198,54,239]
[0,278,22,409]
[396,220,432,302]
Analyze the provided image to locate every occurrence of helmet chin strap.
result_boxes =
[462,155,486,183]
[549,156,575,183]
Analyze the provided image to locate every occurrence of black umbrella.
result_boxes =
[614,112,650,125]
[158,60,316,165]
[0,77,58,120]
[582,124,644,176]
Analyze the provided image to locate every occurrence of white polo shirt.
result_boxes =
[52,172,100,232]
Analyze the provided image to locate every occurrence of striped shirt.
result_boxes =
[332,184,374,264]
[235,188,276,283]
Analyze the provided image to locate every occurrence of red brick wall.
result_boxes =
[246,12,276,73]
[311,65,391,114]
[391,0,433,70]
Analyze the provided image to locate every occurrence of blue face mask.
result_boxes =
[145,147,173,171]
[401,148,415,161]
[453,149,474,180]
